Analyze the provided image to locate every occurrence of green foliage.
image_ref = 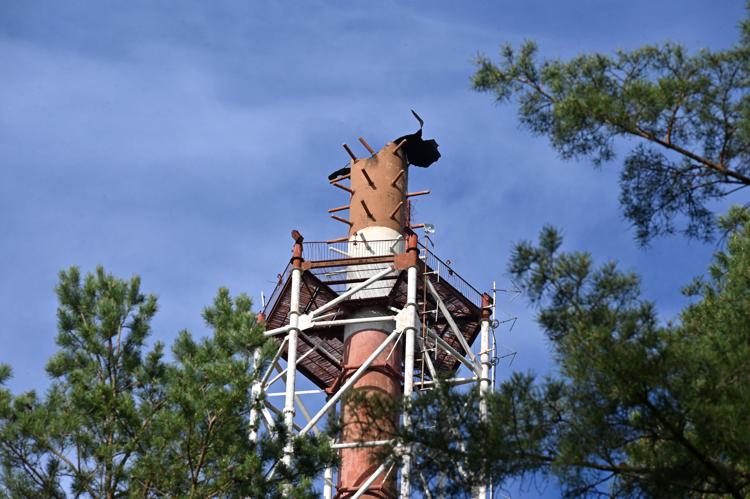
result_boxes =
[399,11,750,495]
[0,267,334,498]
[472,12,750,244]
[400,207,750,498]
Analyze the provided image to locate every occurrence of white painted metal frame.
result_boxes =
[400,263,418,498]
[475,304,492,499]
[299,327,402,436]
[425,279,479,368]
[252,257,493,498]
[282,266,302,470]
[352,460,395,499]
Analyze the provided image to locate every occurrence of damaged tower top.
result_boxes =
[328,109,440,238]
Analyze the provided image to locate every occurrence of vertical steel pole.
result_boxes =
[248,346,263,444]
[323,404,335,499]
[476,293,493,499]
[283,242,303,478]
[490,282,497,499]
[323,463,334,499]
[400,233,419,498]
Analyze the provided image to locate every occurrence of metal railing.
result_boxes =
[418,242,484,307]
[262,261,291,317]
[302,239,405,262]
[261,239,484,316]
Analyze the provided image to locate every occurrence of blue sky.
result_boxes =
[1,1,746,496]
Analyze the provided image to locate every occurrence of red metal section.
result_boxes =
[292,240,303,269]
[336,328,400,498]
[481,292,492,319]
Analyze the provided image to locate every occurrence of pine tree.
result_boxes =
[472,8,750,244]
[399,207,750,497]
[0,267,334,498]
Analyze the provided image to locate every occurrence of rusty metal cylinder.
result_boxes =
[337,314,401,498]
[348,142,408,237]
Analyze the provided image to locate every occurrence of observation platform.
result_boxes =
[261,239,484,391]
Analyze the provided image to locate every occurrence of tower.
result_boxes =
[253,113,494,498]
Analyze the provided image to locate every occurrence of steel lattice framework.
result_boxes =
[251,236,494,498]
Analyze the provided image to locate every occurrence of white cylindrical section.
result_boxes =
[282,267,302,468]
[347,226,403,299]
[400,264,418,499]
[311,266,395,319]
[248,347,263,444]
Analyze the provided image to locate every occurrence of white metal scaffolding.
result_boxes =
[254,251,495,498]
